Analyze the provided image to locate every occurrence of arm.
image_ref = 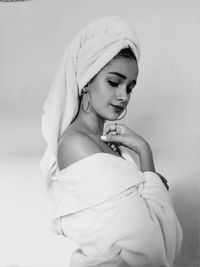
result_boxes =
[136,140,155,172]
[137,142,169,190]
[101,123,181,263]
[101,123,169,190]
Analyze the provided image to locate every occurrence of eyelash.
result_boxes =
[108,81,119,87]
[108,81,133,94]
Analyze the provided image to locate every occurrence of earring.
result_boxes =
[116,108,127,120]
[81,93,90,113]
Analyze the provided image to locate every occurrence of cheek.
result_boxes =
[92,80,113,103]
[127,95,131,103]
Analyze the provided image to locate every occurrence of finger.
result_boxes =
[103,123,122,135]
[108,131,117,136]
[101,133,123,144]
[116,126,121,135]
[103,123,116,135]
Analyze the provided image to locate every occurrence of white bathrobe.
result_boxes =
[49,148,182,267]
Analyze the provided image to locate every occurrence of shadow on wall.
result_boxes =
[173,171,199,267]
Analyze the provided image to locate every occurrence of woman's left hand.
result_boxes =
[101,122,148,155]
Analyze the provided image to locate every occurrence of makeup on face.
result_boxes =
[110,104,124,113]
[107,72,137,94]
[87,57,139,121]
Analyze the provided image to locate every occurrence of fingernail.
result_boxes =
[101,135,107,141]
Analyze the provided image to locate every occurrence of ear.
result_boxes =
[82,87,88,93]
[83,82,91,93]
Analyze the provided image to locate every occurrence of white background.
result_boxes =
[0,0,199,266]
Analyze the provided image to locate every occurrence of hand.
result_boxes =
[101,122,148,155]
[101,122,155,172]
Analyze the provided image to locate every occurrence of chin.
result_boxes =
[104,113,121,121]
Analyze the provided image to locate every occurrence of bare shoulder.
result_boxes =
[57,130,103,171]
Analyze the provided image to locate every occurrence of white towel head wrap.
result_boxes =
[40,16,141,184]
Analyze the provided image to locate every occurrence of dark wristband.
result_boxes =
[156,173,169,191]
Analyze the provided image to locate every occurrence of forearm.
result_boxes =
[137,142,156,172]
[136,142,169,190]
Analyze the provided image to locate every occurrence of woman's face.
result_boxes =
[87,56,139,120]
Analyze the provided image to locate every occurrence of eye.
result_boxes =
[108,81,119,87]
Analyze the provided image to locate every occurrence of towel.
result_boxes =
[40,16,141,185]
[49,149,182,267]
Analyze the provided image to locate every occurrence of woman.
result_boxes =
[41,16,182,267]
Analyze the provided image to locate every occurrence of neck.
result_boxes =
[74,103,105,136]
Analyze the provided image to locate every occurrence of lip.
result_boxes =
[110,104,124,113]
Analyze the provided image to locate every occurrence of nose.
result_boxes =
[116,85,129,102]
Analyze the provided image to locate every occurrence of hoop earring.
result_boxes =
[81,96,90,113]
[116,108,127,120]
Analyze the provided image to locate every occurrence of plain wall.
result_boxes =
[0,0,199,266]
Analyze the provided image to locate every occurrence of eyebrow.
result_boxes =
[108,72,137,85]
